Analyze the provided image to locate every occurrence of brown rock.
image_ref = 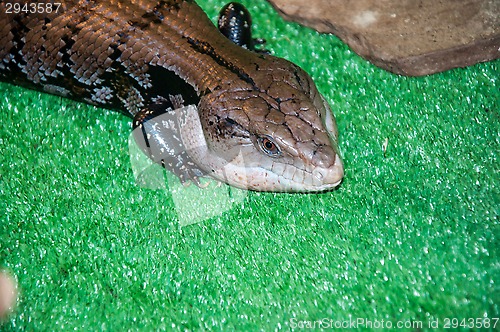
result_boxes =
[267,0,500,76]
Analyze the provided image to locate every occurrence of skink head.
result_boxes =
[196,57,344,192]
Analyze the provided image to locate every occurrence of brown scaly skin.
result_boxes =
[0,0,344,192]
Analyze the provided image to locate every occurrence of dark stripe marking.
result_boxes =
[186,36,257,89]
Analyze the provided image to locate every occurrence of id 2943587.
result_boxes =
[438,317,498,329]
[3,2,62,14]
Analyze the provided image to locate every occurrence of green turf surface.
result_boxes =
[0,0,498,330]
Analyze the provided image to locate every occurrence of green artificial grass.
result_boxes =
[0,0,498,330]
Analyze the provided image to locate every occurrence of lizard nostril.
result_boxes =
[312,154,344,187]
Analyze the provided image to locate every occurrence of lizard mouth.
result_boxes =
[209,152,344,192]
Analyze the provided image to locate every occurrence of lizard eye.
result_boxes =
[258,136,281,157]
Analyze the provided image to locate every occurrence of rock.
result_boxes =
[267,0,500,76]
